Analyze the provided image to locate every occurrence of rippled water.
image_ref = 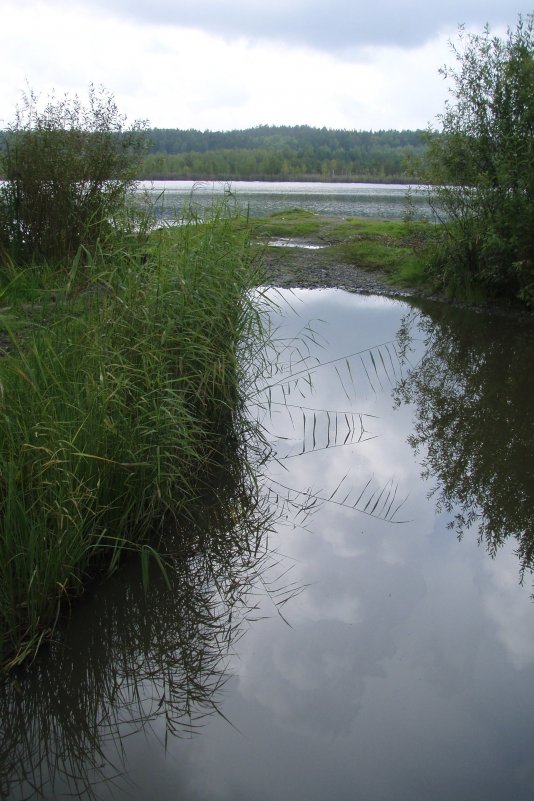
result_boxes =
[135,180,433,220]
[2,289,534,801]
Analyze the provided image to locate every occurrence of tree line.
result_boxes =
[0,121,427,182]
[137,125,427,181]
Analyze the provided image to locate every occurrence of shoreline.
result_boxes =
[260,244,534,321]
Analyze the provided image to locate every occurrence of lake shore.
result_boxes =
[252,213,533,318]
[261,243,418,297]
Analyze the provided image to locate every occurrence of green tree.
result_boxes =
[425,15,534,304]
[0,85,147,264]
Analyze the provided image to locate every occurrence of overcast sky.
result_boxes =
[1,1,530,131]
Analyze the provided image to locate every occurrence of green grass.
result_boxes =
[0,202,270,671]
[249,209,436,289]
[329,233,430,287]
[247,209,323,238]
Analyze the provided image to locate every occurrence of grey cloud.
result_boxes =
[88,0,530,52]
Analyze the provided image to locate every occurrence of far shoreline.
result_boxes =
[134,174,422,185]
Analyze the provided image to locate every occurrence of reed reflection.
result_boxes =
[0,458,287,801]
[394,302,534,579]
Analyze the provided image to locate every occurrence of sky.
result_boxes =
[0,1,530,132]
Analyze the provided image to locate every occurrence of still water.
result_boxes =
[135,180,432,220]
[2,289,534,801]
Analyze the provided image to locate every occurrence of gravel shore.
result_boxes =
[259,243,534,321]
[261,245,420,298]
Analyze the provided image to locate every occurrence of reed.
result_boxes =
[0,199,269,671]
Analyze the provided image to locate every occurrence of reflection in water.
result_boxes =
[395,302,534,579]
[0,457,292,801]
[2,289,534,801]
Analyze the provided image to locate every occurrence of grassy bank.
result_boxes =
[248,209,534,308]
[247,209,435,290]
[0,204,268,671]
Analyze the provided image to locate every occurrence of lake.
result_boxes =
[135,180,433,221]
[2,284,533,801]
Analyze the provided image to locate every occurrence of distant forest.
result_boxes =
[139,125,428,182]
[0,125,429,182]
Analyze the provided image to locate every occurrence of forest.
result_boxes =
[0,124,427,182]
[138,125,427,181]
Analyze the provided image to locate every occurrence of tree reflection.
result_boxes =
[394,302,534,579]
[0,459,291,801]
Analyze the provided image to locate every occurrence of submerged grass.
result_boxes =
[0,201,269,671]
[248,209,323,239]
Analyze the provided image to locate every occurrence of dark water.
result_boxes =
[2,290,534,801]
[135,180,433,221]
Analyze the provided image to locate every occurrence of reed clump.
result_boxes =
[0,200,268,671]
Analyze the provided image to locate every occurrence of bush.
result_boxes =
[425,15,534,305]
[0,85,147,265]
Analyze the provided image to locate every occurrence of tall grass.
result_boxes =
[0,199,269,671]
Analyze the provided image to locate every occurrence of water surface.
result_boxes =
[2,289,533,801]
[135,180,432,220]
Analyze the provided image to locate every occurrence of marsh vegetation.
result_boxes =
[0,89,273,671]
[248,209,434,290]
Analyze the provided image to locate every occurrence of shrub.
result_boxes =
[0,85,147,265]
[425,15,534,304]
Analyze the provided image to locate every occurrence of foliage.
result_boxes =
[0,453,279,799]
[0,199,269,671]
[137,125,427,181]
[425,15,534,304]
[0,85,148,264]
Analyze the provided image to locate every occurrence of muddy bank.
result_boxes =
[259,242,533,322]
[261,244,425,299]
